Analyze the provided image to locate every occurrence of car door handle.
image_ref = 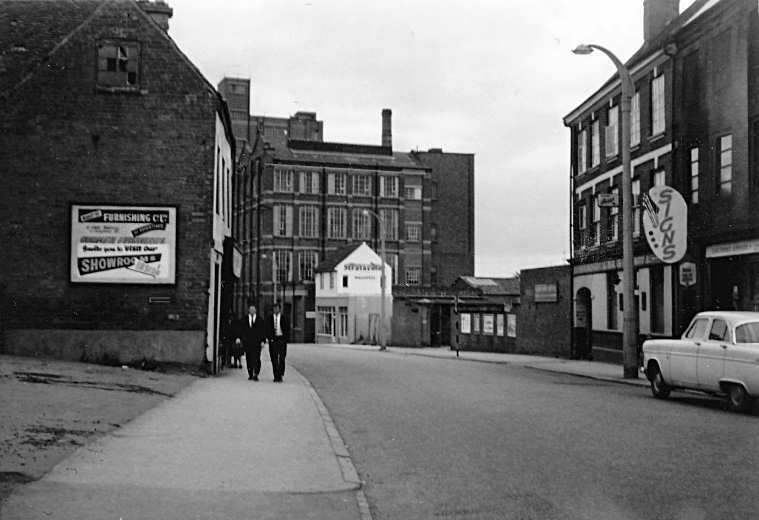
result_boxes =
[720,344,728,349]
[695,342,701,346]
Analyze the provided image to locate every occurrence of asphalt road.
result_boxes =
[288,345,759,520]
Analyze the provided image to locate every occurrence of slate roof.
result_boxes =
[458,276,520,296]
[269,140,428,171]
[0,0,104,94]
[564,0,723,123]
[315,242,366,273]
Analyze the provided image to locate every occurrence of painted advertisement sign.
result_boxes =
[70,205,176,284]
[642,186,687,264]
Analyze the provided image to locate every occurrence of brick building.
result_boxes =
[221,77,476,343]
[564,0,759,361]
[0,0,235,368]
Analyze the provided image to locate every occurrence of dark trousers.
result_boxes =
[245,346,261,377]
[269,338,287,380]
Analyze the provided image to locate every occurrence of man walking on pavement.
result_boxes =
[267,302,289,383]
[237,301,266,381]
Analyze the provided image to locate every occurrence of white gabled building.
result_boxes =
[314,242,393,344]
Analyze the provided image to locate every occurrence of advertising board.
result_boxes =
[70,205,176,284]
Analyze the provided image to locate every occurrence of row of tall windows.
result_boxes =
[272,168,401,197]
[576,70,666,175]
[270,250,319,282]
[577,168,667,247]
[272,205,400,240]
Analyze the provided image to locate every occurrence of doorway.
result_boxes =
[574,287,592,359]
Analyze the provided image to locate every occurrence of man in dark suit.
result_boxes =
[266,302,290,383]
[237,302,266,381]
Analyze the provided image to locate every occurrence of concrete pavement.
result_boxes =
[312,342,650,388]
[1,353,368,520]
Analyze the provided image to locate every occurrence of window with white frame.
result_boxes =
[352,209,371,239]
[630,91,641,146]
[632,179,641,237]
[273,204,293,237]
[338,306,349,337]
[405,222,422,242]
[327,207,347,238]
[651,73,665,136]
[653,169,666,187]
[328,172,347,195]
[690,147,700,204]
[380,208,399,240]
[317,306,335,335]
[386,253,398,284]
[578,204,587,230]
[405,266,421,285]
[380,176,398,198]
[606,105,619,157]
[608,187,619,241]
[299,171,320,194]
[298,251,318,281]
[591,119,600,167]
[593,197,601,246]
[274,168,294,192]
[299,206,319,238]
[718,134,733,196]
[404,185,422,200]
[273,250,292,283]
[352,174,372,196]
[577,127,588,173]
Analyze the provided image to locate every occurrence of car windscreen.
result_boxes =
[735,322,759,343]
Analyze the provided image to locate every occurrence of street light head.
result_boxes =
[572,44,594,55]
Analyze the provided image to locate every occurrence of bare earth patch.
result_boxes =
[0,355,198,504]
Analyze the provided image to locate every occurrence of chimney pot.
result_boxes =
[643,0,679,43]
[381,109,392,149]
[138,0,173,32]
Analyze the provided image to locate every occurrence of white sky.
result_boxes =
[168,0,696,277]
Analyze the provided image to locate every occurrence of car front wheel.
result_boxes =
[650,367,671,399]
[726,384,756,413]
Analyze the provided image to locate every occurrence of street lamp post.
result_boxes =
[573,43,638,379]
[363,209,387,350]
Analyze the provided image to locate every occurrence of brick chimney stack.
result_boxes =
[643,0,679,43]
[381,109,392,149]
[137,1,173,32]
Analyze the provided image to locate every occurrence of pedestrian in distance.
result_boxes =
[220,312,237,369]
[237,302,266,381]
[267,302,290,383]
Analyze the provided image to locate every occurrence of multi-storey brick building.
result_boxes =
[222,78,475,343]
[0,0,236,369]
[564,0,759,361]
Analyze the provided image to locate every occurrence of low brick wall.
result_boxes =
[2,329,204,366]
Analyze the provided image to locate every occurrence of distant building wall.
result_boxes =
[516,265,572,357]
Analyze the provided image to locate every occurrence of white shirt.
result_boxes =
[274,314,282,336]
[249,314,256,328]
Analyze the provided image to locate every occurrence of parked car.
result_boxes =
[641,311,759,413]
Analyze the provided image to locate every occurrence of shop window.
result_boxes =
[338,307,349,337]
[318,306,335,335]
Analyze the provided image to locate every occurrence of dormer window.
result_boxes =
[97,41,140,89]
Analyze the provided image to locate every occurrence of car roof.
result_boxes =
[695,311,759,325]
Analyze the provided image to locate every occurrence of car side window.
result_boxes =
[708,319,728,341]
[685,318,709,339]
[735,322,759,343]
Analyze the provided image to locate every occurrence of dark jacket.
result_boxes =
[267,312,290,343]
[237,314,266,352]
